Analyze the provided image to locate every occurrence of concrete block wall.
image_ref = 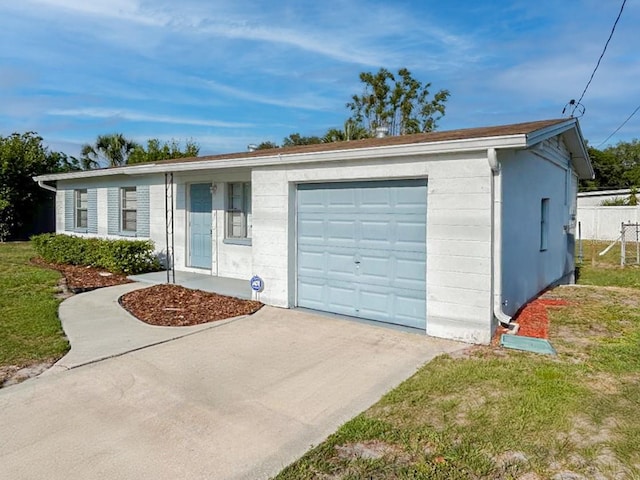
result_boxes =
[252,152,495,344]
[500,142,575,317]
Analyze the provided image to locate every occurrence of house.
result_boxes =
[34,118,592,344]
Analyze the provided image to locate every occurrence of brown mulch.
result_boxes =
[31,257,262,327]
[119,284,263,326]
[30,257,131,292]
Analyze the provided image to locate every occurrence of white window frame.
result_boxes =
[75,189,88,229]
[121,186,137,233]
[225,182,251,241]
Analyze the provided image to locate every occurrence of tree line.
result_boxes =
[581,140,640,191]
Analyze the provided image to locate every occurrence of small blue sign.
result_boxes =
[250,275,264,292]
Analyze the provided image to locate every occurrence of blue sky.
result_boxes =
[1,0,639,157]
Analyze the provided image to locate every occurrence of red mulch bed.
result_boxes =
[492,295,570,344]
[31,257,131,292]
[514,298,569,338]
[120,284,263,326]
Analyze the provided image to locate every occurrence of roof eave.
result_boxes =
[525,118,593,180]
[34,133,529,182]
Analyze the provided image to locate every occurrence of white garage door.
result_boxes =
[296,180,427,329]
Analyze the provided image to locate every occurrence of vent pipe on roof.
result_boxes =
[247,144,257,152]
[375,126,389,138]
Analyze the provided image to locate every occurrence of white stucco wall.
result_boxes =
[251,152,494,344]
[499,138,576,317]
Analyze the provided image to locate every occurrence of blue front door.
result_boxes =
[189,184,212,269]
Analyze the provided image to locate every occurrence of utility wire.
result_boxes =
[596,104,640,148]
[571,0,627,116]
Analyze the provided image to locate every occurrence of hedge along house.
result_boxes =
[35,118,592,344]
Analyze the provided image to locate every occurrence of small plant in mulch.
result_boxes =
[119,284,263,327]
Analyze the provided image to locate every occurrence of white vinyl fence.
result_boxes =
[577,206,640,240]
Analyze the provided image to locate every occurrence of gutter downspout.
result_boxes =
[488,148,514,328]
[37,180,57,193]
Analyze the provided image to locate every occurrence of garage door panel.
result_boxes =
[296,281,326,310]
[394,221,427,249]
[297,250,325,275]
[297,218,325,241]
[326,219,357,240]
[297,180,427,329]
[393,296,426,329]
[358,290,390,319]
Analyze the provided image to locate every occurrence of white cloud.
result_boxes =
[15,0,476,69]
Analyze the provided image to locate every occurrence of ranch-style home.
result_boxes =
[35,118,592,344]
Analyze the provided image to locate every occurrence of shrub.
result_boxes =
[31,233,161,274]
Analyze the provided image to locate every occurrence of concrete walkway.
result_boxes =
[129,270,252,299]
[47,283,235,373]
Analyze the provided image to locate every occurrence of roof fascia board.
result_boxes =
[524,119,575,146]
[34,134,528,182]
[525,119,593,180]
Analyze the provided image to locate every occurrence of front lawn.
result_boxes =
[0,242,69,384]
[275,253,640,478]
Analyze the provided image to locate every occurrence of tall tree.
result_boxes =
[0,132,72,240]
[346,67,450,136]
[80,133,138,168]
[608,139,640,186]
[127,139,200,164]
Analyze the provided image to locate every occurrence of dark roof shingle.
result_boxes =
[156,118,571,166]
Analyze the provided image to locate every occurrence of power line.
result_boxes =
[571,0,627,116]
[596,104,640,148]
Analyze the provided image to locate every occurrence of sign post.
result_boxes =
[250,275,264,301]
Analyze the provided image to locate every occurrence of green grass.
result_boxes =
[577,240,640,288]
[275,262,640,479]
[0,242,69,373]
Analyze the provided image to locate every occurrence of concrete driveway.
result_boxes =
[0,305,464,480]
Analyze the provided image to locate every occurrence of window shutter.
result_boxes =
[137,185,150,237]
[107,188,119,235]
[87,189,98,234]
[64,190,74,232]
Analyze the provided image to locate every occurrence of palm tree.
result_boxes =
[80,134,138,169]
[323,119,370,143]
